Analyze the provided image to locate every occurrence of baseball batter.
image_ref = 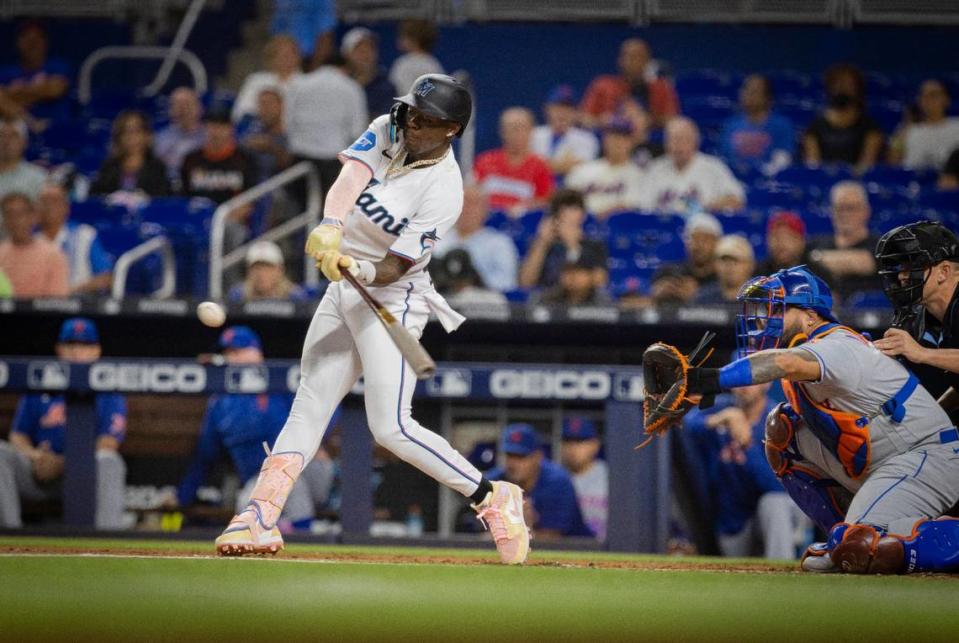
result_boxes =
[646,266,959,574]
[214,74,530,564]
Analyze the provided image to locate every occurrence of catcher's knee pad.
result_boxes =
[764,402,799,475]
[830,523,904,574]
[779,466,847,533]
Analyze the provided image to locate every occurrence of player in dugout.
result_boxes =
[641,265,959,573]
[0,317,127,529]
[166,326,334,529]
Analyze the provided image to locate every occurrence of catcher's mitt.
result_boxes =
[638,331,715,449]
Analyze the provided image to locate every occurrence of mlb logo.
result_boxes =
[427,369,471,397]
[225,366,268,393]
[614,373,645,401]
[28,361,69,390]
[414,79,436,97]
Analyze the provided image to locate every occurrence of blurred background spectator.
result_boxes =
[341,27,395,118]
[560,417,607,541]
[285,55,367,198]
[694,234,756,305]
[228,240,306,303]
[90,110,171,197]
[36,183,112,295]
[801,63,883,173]
[530,85,598,179]
[433,249,508,311]
[0,268,10,297]
[270,0,337,70]
[433,184,517,292]
[683,382,800,559]
[893,80,959,171]
[808,180,881,301]
[519,188,606,290]
[757,211,822,279]
[181,107,257,250]
[474,107,554,216]
[238,87,291,182]
[650,213,723,305]
[565,117,644,217]
[486,423,592,539]
[0,192,67,297]
[580,38,678,129]
[154,87,205,184]
[231,35,303,125]
[389,20,444,95]
[638,117,745,214]
[719,74,794,176]
[532,255,612,307]
[170,326,333,530]
[0,20,70,130]
[0,117,46,203]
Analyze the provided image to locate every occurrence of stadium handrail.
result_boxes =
[78,46,208,105]
[111,235,177,301]
[208,161,321,300]
[143,0,208,97]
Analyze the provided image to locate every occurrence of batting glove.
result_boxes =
[319,251,375,284]
[305,222,343,263]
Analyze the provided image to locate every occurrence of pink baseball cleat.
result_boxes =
[215,452,303,556]
[473,481,531,565]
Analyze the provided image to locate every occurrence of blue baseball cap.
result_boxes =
[58,317,99,344]
[562,417,598,441]
[545,84,578,106]
[219,325,262,351]
[500,423,541,457]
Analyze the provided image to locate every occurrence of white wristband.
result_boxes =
[353,259,376,285]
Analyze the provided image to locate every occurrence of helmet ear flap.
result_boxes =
[389,103,408,144]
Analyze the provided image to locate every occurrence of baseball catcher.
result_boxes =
[642,265,959,574]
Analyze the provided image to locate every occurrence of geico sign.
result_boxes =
[490,369,610,400]
[89,363,207,393]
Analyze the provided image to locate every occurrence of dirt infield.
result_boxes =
[0,541,796,573]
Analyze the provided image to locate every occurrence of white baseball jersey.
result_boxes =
[637,152,744,213]
[338,114,464,284]
[565,158,645,215]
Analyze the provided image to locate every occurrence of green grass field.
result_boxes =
[2,537,958,642]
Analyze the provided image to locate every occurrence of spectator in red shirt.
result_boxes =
[580,38,679,130]
[473,107,554,216]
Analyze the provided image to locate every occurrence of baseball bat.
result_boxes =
[342,270,437,379]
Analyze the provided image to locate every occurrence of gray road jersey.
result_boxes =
[795,327,952,469]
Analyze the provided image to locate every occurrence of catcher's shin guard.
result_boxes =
[899,518,959,573]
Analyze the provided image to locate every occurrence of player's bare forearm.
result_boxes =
[747,348,821,383]
[371,253,413,286]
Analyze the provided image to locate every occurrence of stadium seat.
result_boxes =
[917,190,959,217]
[502,288,530,303]
[70,198,131,226]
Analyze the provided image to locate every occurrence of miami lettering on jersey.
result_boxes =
[356,192,409,236]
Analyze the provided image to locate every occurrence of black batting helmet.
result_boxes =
[390,74,472,140]
[875,220,959,310]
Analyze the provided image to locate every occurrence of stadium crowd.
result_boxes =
[0,18,955,306]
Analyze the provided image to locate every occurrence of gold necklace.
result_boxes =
[386,147,449,179]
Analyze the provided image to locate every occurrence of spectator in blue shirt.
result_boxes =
[719,74,794,176]
[170,326,332,528]
[0,21,71,128]
[36,183,113,295]
[341,27,396,119]
[486,423,592,539]
[683,382,802,559]
[271,0,337,68]
[0,318,127,529]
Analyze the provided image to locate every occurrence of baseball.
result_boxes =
[196,301,226,328]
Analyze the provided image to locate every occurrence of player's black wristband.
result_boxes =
[687,367,722,396]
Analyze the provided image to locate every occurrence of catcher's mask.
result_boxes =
[875,220,959,313]
[736,265,837,357]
